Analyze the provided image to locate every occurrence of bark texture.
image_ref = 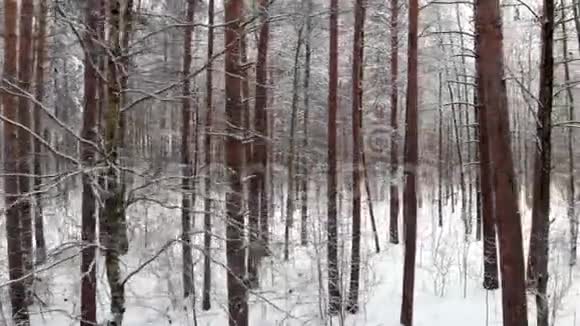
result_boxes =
[80,1,101,325]
[475,0,529,324]
[3,0,30,323]
[225,0,249,324]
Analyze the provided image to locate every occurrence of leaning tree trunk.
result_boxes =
[225,0,249,325]
[80,1,101,325]
[3,0,30,323]
[327,0,342,315]
[475,0,529,324]
[181,0,196,300]
[202,0,215,311]
[526,0,553,325]
[400,0,419,322]
[33,0,49,264]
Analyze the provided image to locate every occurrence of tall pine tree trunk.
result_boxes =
[300,0,312,246]
[3,0,30,323]
[181,0,196,300]
[202,0,215,311]
[474,44,499,288]
[225,0,248,324]
[526,0,553,324]
[327,0,342,315]
[400,0,419,322]
[475,0,529,323]
[347,0,365,314]
[284,27,304,261]
[255,0,271,253]
[561,6,578,266]
[33,0,49,264]
[103,1,133,324]
[241,6,261,287]
[80,1,101,324]
[17,0,35,301]
[389,0,401,243]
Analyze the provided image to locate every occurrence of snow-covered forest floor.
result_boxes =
[1,183,579,326]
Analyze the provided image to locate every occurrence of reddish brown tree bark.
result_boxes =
[225,0,248,324]
[17,0,35,298]
[3,0,30,323]
[80,1,101,325]
[400,0,419,322]
[474,73,499,290]
[242,3,260,287]
[475,0,529,324]
[327,0,342,315]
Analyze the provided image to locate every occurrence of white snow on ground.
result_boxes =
[1,187,579,325]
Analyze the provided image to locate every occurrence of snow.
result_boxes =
[2,187,580,326]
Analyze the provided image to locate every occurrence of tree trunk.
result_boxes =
[241,9,261,288]
[225,0,248,324]
[526,0,553,324]
[446,81,469,238]
[389,0,401,244]
[255,0,271,254]
[181,0,196,300]
[300,0,312,247]
[33,0,49,265]
[561,6,578,266]
[474,60,499,289]
[475,0,529,323]
[17,0,35,302]
[80,1,101,325]
[3,0,30,323]
[347,0,365,314]
[475,85,483,241]
[327,0,342,315]
[400,0,419,322]
[284,26,304,262]
[104,1,132,324]
[202,0,215,311]
[454,6,473,235]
